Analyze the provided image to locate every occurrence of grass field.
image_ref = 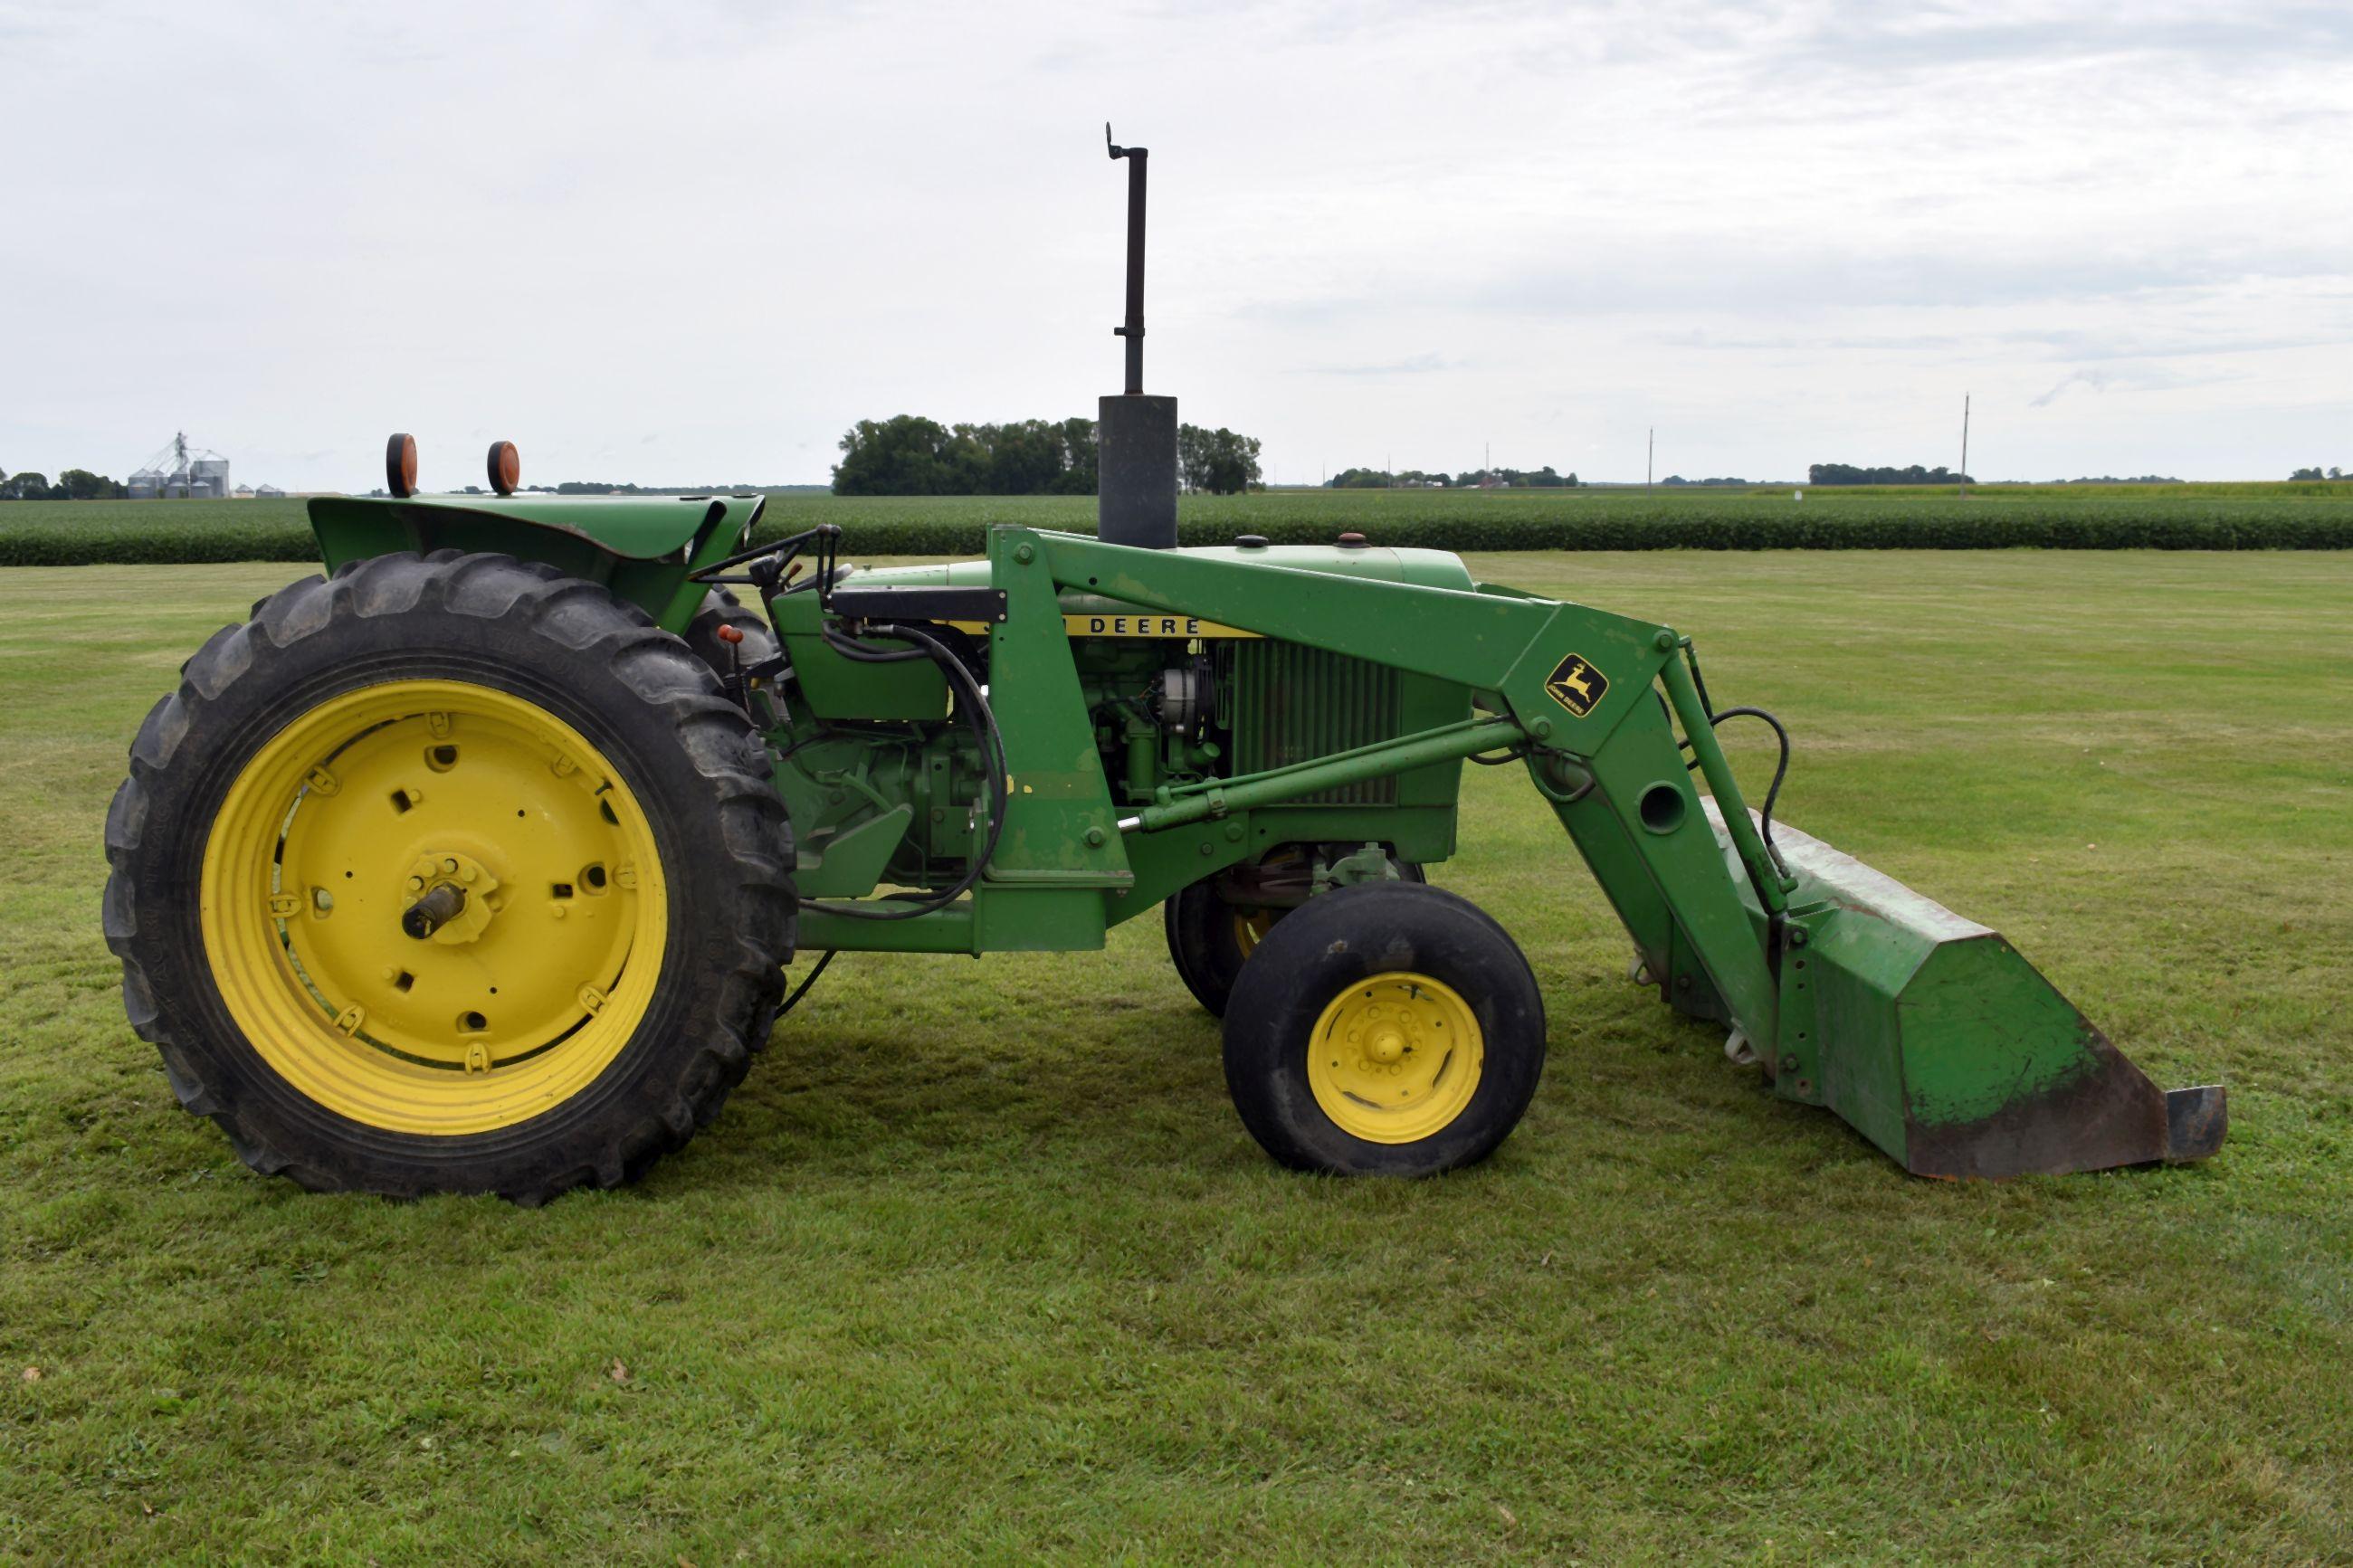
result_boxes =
[4,553,2350,1563]
[6,482,2353,565]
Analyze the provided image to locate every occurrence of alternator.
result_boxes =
[1153,658,1217,738]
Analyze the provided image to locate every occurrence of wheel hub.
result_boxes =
[400,851,500,944]
[1307,972,1485,1144]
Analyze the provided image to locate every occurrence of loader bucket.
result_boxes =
[1710,806,2226,1178]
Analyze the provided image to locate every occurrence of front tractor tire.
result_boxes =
[1222,882,1546,1176]
[104,551,796,1202]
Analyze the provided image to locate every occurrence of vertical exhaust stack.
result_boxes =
[1099,125,1178,548]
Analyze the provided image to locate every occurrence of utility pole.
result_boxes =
[1959,394,1971,499]
[1647,428,1653,494]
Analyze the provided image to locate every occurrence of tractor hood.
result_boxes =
[845,537,1479,599]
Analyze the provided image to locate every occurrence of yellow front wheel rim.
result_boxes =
[1307,971,1484,1144]
[200,679,668,1136]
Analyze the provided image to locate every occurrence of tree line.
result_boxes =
[1807,463,1974,486]
[0,469,128,500]
[833,415,1262,497]
[1327,466,1580,489]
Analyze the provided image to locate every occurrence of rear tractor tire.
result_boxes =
[1164,846,1425,1017]
[103,551,796,1202]
[1221,881,1545,1176]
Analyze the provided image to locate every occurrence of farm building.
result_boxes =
[127,432,229,499]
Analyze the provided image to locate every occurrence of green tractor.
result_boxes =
[103,139,2223,1202]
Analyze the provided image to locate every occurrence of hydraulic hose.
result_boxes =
[802,622,1008,921]
[1677,642,1793,879]
[1706,707,1791,877]
[777,948,836,1016]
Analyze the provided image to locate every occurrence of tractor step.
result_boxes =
[1704,803,2226,1179]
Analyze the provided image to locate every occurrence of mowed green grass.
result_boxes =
[3,553,2349,1563]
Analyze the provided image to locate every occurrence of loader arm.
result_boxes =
[1039,530,1786,1050]
[1028,529,2224,1179]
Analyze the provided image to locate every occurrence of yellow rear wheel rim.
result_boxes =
[1307,971,1483,1144]
[1233,908,1274,956]
[1230,845,1308,960]
[199,679,667,1135]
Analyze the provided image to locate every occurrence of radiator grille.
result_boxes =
[1230,641,1403,805]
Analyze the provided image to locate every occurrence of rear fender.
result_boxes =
[305,493,766,633]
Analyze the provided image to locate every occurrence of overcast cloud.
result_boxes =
[3,0,2347,489]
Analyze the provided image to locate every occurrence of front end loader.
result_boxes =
[101,137,2222,1201]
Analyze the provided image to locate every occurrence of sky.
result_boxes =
[3,0,2348,489]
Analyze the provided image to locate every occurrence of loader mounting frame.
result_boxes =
[768,525,2224,1180]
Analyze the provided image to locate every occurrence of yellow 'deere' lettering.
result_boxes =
[1069,613,1257,639]
[943,614,1261,639]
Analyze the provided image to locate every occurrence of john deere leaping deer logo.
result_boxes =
[1545,653,1607,717]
